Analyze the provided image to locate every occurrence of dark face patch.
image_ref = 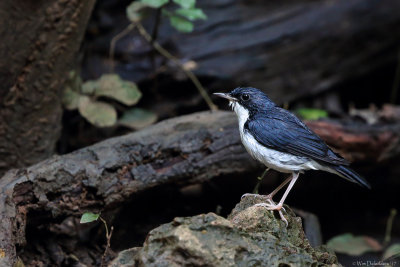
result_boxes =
[229,87,275,113]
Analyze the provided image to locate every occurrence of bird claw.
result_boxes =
[278,210,288,227]
[280,205,286,213]
[243,193,288,226]
[254,202,288,227]
[259,197,286,211]
[265,195,286,212]
[242,194,285,213]
[241,193,259,199]
[254,202,282,211]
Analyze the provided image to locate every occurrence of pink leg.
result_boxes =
[255,172,300,226]
[278,173,299,206]
[242,171,290,200]
[266,175,293,200]
[266,172,299,210]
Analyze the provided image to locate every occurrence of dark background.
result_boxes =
[1,0,400,266]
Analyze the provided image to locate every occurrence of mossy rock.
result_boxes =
[110,195,340,267]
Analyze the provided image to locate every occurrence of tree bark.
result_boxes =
[0,0,96,177]
[306,119,400,163]
[1,110,400,265]
[0,111,253,265]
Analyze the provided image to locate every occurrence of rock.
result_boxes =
[110,195,339,267]
[292,208,323,248]
[110,248,141,267]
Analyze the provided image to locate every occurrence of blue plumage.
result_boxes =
[245,110,349,166]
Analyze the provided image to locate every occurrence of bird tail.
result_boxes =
[332,165,371,189]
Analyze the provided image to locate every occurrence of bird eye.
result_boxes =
[241,94,250,101]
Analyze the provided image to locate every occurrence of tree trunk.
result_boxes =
[0,0,96,177]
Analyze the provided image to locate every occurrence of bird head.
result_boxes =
[214,87,275,114]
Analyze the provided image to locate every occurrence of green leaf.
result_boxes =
[327,233,382,256]
[81,80,97,94]
[175,8,207,20]
[169,15,193,32]
[87,74,142,106]
[62,71,83,110]
[295,108,328,120]
[173,0,195,9]
[68,70,83,90]
[78,96,117,127]
[126,2,148,22]
[62,87,81,110]
[80,212,100,223]
[140,0,168,8]
[119,108,158,129]
[383,244,400,260]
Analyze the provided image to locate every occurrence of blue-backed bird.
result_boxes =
[214,87,370,225]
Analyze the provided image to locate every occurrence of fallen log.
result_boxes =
[306,119,400,163]
[0,111,254,266]
[85,0,400,108]
[1,110,400,265]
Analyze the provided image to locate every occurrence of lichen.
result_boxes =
[111,194,340,267]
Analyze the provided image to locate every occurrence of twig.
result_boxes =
[150,8,162,93]
[151,8,162,46]
[150,9,162,70]
[135,22,218,111]
[390,50,400,104]
[100,216,114,267]
[109,24,136,72]
[383,208,397,247]
[252,168,270,194]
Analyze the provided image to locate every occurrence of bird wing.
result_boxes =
[245,108,349,166]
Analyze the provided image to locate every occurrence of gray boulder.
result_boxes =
[111,195,339,267]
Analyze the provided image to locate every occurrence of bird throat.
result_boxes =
[230,101,250,134]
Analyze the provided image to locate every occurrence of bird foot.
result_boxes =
[241,193,259,199]
[254,202,282,211]
[254,202,288,226]
[242,194,286,212]
[262,196,287,212]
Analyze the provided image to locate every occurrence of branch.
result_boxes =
[135,22,218,111]
[100,216,114,267]
[109,23,136,72]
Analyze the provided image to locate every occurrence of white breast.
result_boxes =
[230,101,323,173]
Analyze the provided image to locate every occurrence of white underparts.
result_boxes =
[230,101,327,173]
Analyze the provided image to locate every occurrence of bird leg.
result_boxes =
[255,172,300,225]
[264,175,293,204]
[256,172,299,210]
[249,174,292,208]
[242,172,291,209]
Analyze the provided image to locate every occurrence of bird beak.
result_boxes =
[213,93,238,102]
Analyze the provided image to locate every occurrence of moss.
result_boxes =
[112,195,340,267]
